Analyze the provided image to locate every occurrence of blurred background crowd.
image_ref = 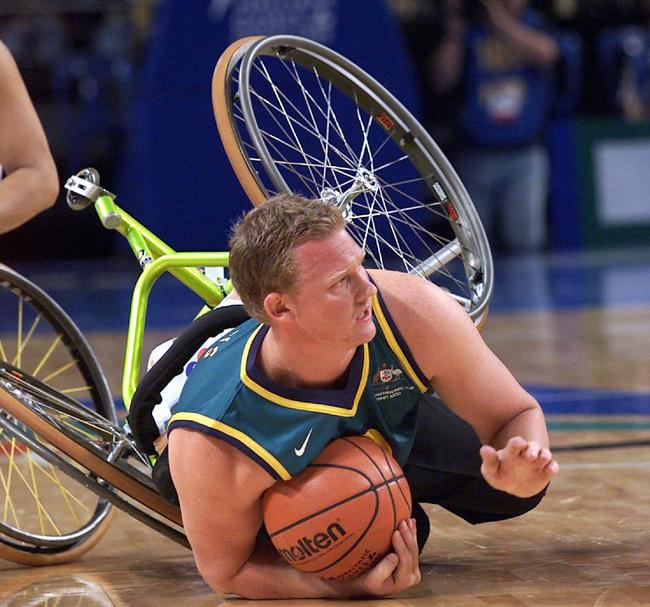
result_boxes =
[2,0,650,260]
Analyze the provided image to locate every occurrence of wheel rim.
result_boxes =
[0,415,112,551]
[218,35,492,321]
[0,268,113,551]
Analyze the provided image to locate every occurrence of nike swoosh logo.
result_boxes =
[294,428,313,457]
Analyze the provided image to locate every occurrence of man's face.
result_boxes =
[284,229,377,349]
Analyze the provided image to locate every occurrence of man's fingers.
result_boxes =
[372,551,399,582]
[405,518,419,553]
[482,439,559,477]
[390,520,421,585]
[524,445,559,475]
[536,447,552,466]
[480,445,498,464]
[480,445,500,479]
[505,436,528,456]
[394,519,418,558]
[544,458,560,476]
[358,519,422,594]
[392,521,414,563]
[523,440,541,461]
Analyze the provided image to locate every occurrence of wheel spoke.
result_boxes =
[0,438,62,534]
[32,334,63,377]
[11,314,41,367]
[0,267,115,561]
[216,35,492,322]
[42,359,79,383]
[16,298,23,369]
[60,385,93,395]
[248,89,359,183]
[0,434,21,527]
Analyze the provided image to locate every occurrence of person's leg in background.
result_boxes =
[498,144,550,253]
[453,149,501,248]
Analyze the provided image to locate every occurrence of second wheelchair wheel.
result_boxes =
[0,264,116,565]
[213,35,492,323]
[0,361,186,565]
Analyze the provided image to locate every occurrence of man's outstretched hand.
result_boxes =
[480,437,559,498]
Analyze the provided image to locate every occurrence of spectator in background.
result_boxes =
[391,0,459,148]
[0,40,59,234]
[430,0,561,253]
[611,26,650,121]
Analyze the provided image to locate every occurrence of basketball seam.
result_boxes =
[342,437,401,530]
[378,441,411,512]
[267,467,404,537]
[378,442,410,528]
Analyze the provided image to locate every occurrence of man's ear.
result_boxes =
[263,291,294,321]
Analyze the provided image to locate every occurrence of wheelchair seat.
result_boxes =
[127,303,250,503]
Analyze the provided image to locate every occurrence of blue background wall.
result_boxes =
[119,0,419,253]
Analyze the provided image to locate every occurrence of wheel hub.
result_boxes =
[320,168,379,221]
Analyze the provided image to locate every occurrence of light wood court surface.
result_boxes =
[2,252,650,605]
[3,441,650,606]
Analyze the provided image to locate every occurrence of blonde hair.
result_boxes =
[229,194,345,323]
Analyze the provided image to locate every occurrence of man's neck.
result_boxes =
[258,328,356,390]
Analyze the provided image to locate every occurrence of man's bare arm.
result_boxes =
[429,4,466,94]
[168,428,420,599]
[0,41,58,234]
[372,270,558,497]
[481,0,559,67]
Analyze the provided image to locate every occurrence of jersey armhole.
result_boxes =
[370,285,430,393]
[168,414,291,481]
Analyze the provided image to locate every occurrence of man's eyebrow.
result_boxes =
[328,267,349,282]
[328,253,366,281]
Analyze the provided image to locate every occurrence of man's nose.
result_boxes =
[356,271,377,300]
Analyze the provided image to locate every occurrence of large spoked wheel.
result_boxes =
[0,265,117,565]
[213,35,493,324]
[0,363,185,561]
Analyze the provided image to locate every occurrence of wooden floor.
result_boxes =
[3,433,650,606]
[2,253,650,606]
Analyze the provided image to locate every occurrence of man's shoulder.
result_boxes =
[368,269,477,380]
[369,269,447,309]
[368,268,425,288]
[368,269,459,337]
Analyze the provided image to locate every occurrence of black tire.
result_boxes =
[0,264,115,564]
[213,35,492,324]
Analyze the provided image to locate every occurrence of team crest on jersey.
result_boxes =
[372,364,412,402]
[373,365,403,385]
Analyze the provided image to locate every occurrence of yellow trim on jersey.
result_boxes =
[240,325,369,417]
[371,294,428,393]
[363,428,393,457]
[169,411,291,480]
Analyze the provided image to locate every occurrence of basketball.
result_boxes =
[262,435,412,580]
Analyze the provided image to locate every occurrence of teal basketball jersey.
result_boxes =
[168,288,431,480]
